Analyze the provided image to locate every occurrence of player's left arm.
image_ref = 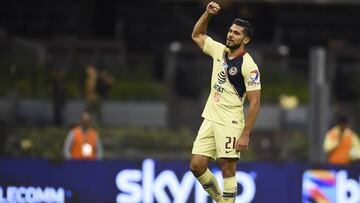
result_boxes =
[235,90,261,152]
[350,133,360,160]
[236,58,261,152]
[244,90,261,134]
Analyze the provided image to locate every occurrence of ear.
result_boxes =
[244,37,250,45]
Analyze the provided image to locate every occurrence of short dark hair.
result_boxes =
[233,18,253,39]
[336,115,348,125]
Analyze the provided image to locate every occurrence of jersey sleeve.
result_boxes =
[242,58,261,91]
[203,37,225,58]
[323,130,339,153]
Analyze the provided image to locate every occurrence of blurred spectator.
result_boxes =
[63,111,103,160]
[85,64,101,123]
[323,115,360,165]
[96,68,114,99]
[51,65,66,126]
[85,64,114,124]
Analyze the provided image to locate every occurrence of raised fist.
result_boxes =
[206,2,221,15]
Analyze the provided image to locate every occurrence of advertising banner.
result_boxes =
[0,158,359,203]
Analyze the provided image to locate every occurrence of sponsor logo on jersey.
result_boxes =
[213,83,224,93]
[249,70,259,82]
[213,92,221,102]
[247,70,260,87]
[247,81,260,87]
[218,71,226,84]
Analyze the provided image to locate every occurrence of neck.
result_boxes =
[81,126,89,132]
[227,47,245,59]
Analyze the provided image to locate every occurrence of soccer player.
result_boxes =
[189,2,261,203]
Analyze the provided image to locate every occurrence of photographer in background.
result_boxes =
[63,111,103,160]
[323,115,360,165]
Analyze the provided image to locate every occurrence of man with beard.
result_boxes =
[189,2,261,203]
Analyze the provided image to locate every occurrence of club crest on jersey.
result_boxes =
[229,66,238,76]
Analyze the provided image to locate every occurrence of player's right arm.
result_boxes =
[191,2,220,50]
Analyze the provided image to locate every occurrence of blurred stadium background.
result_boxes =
[0,0,360,202]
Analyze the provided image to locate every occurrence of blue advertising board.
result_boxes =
[0,158,359,203]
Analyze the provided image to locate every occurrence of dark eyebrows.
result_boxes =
[228,28,241,35]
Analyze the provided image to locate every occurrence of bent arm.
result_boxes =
[191,2,220,50]
[191,12,211,50]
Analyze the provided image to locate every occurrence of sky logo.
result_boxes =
[116,159,256,203]
[302,169,360,203]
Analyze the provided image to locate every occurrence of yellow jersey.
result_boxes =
[201,37,261,128]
